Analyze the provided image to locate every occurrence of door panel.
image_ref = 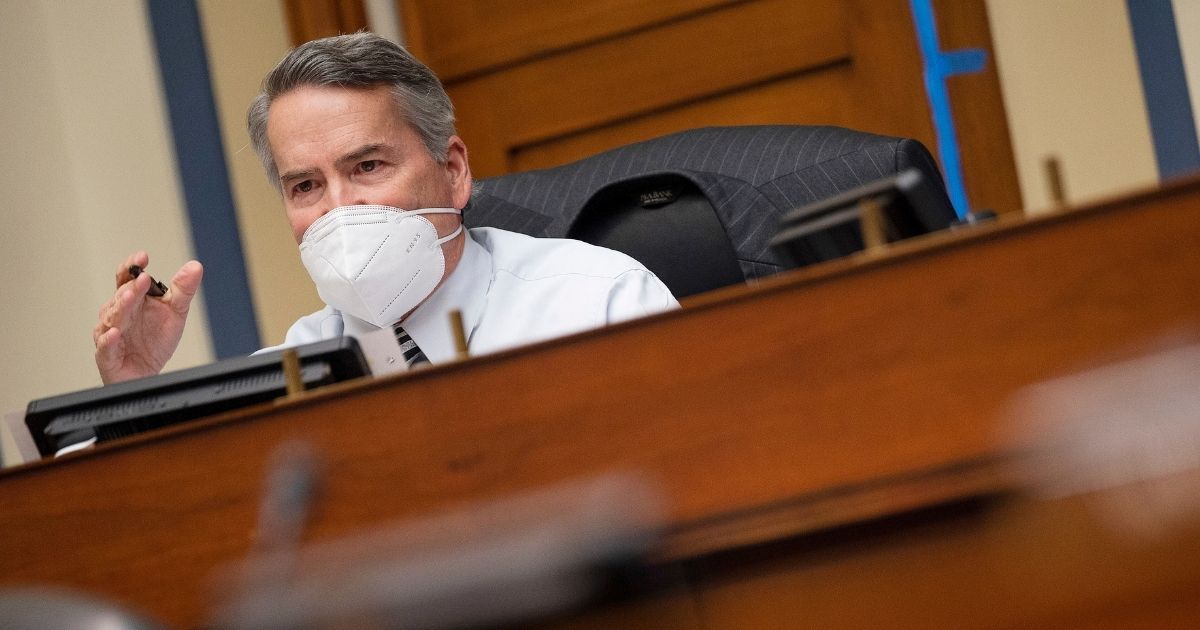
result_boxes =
[312,0,1021,213]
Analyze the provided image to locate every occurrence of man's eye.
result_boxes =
[360,160,378,172]
[295,181,313,193]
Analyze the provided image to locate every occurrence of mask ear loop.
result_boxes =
[409,207,464,247]
[434,223,464,246]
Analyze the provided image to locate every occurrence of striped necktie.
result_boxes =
[393,325,430,368]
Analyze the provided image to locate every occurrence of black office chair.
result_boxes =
[467,125,956,298]
[567,173,743,299]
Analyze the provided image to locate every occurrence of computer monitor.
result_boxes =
[24,338,370,458]
[768,168,960,268]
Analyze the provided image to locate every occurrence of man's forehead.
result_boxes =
[267,86,416,170]
[268,84,402,125]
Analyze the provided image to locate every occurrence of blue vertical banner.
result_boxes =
[909,0,988,218]
[145,0,261,356]
[1127,0,1200,180]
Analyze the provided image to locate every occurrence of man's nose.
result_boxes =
[326,180,369,210]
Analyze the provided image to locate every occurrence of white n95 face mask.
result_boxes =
[299,205,463,328]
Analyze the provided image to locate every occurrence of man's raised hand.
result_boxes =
[93,251,203,384]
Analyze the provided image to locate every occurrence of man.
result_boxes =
[93,33,675,384]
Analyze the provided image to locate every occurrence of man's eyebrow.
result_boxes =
[338,143,386,167]
[278,168,317,186]
[277,144,389,185]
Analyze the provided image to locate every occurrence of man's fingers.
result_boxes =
[94,327,125,385]
[92,317,107,347]
[104,273,150,332]
[167,260,204,312]
[95,326,122,364]
[115,251,149,287]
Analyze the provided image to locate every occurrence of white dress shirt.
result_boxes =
[261,227,678,363]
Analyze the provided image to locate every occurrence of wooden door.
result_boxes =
[284,0,1020,214]
[398,0,1020,214]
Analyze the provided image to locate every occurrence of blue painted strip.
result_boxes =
[909,0,988,218]
[942,49,987,76]
[1127,0,1200,179]
[145,0,261,356]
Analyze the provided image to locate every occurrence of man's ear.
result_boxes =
[444,135,473,210]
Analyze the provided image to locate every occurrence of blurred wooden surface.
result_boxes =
[282,0,367,44]
[3,176,1200,627]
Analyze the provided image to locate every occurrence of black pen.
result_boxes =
[128,265,168,298]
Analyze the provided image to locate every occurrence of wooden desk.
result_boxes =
[3,178,1200,628]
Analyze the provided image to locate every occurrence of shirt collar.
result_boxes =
[343,231,491,364]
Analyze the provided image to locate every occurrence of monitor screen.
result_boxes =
[769,168,959,268]
[24,338,370,458]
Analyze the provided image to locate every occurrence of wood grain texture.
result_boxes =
[398,0,737,81]
[290,0,1021,213]
[283,0,368,46]
[511,65,855,172]
[432,0,1019,218]
[688,493,1200,629]
[449,0,849,158]
[842,0,936,142]
[933,0,1023,215]
[3,178,1199,627]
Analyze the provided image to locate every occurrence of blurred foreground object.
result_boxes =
[1009,341,1200,539]
[213,473,665,630]
[0,587,166,630]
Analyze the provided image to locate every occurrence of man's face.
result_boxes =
[266,84,471,244]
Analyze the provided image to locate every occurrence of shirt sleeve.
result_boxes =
[604,269,680,324]
[253,307,343,355]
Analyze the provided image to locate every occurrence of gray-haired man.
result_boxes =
[93,33,675,383]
